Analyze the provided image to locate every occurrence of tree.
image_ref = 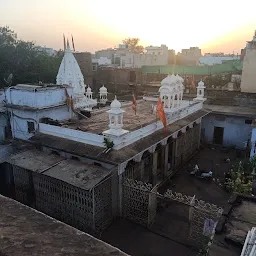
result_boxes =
[122,38,144,54]
[0,26,63,88]
[224,157,256,195]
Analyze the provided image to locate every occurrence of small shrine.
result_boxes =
[103,96,128,137]
[86,86,93,100]
[99,85,108,104]
[193,80,207,102]
[158,74,185,112]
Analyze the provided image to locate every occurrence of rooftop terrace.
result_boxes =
[32,109,209,164]
[63,100,157,133]
[60,100,200,134]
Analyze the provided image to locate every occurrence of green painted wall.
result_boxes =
[141,61,243,75]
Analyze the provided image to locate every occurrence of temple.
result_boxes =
[0,39,212,248]
[56,40,97,110]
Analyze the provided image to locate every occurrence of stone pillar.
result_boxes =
[160,146,165,176]
[152,151,158,186]
[164,144,169,177]
[198,120,202,149]
[172,140,176,168]
[139,159,145,181]
[118,173,123,216]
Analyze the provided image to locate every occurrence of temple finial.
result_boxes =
[63,34,66,51]
[71,35,76,52]
[67,39,70,49]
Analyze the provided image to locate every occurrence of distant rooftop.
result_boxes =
[0,195,128,256]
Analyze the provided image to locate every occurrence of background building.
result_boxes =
[176,47,202,66]
[241,31,256,93]
[74,52,93,86]
[200,54,240,65]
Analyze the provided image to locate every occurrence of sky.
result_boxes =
[1,0,256,54]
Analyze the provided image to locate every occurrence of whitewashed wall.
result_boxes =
[39,123,105,147]
[202,114,252,149]
[6,87,73,108]
[11,106,73,140]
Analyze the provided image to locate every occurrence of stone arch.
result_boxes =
[155,143,162,151]
[142,150,151,160]
[141,150,152,183]
[177,130,183,137]
[167,136,173,144]
[123,159,138,180]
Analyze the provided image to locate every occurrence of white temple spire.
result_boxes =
[56,35,97,110]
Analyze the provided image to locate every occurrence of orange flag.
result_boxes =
[132,94,137,115]
[156,97,167,135]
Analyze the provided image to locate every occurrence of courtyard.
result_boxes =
[101,146,241,256]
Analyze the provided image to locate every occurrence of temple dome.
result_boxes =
[86,86,92,92]
[99,85,107,93]
[197,80,205,88]
[176,74,184,83]
[161,74,178,86]
[110,96,121,109]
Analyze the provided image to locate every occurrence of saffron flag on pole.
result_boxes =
[132,94,137,115]
[156,97,167,135]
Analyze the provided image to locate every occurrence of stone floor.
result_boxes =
[101,146,235,256]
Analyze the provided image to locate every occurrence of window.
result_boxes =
[27,121,35,133]
[245,119,252,124]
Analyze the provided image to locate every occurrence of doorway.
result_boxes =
[213,126,224,145]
